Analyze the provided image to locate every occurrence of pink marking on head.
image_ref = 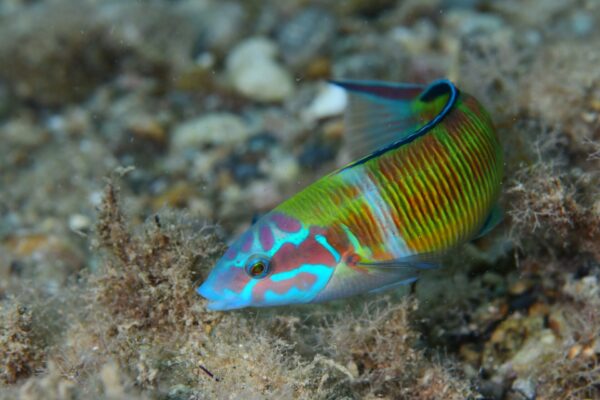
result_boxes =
[212,265,249,294]
[271,231,338,273]
[241,231,253,253]
[252,272,317,302]
[224,246,238,260]
[259,225,274,252]
[271,213,302,233]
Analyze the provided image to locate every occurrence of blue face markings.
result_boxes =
[262,263,335,305]
[263,286,307,305]
[200,212,335,309]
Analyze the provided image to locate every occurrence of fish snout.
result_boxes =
[197,281,247,311]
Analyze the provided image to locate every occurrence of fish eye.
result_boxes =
[245,255,270,279]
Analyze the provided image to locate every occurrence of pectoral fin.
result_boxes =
[310,253,442,303]
[368,277,419,294]
[473,204,503,239]
[358,253,442,294]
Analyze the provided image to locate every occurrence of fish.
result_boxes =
[198,79,504,311]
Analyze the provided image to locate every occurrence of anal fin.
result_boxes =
[359,253,442,294]
[311,253,442,303]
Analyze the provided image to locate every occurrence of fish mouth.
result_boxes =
[196,282,247,311]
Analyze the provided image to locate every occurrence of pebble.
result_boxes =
[482,313,547,375]
[299,140,337,170]
[189,150,225,179]
[195,2,246,53]
[388,20,436,54]
[127,115,167,146]
[168,384,195,400]
[277,7,336,68]
[459,343,481,366]
[214,133,278,185]
[593,199,600,217]
[547,310,566,337]
[569,10,594,37]
[245,132,278,154]
[332,52,389,80]
[68,214,91,232]
[229,161,262,184]
[247,180,281,211]
[509,329,556,375]
[582,341,598,358]
[172,113,249,151]
[219,184,244,219]
[5,118,50,147]
[563,275,599,301]
[3,233,84,291]
[322,120,345,141]
[258,108,305,144]
[226,37,294,102]
[509,378,537,400]
[305,57,332,79]
[152,182,194,210]
[5,234,55,257]
[270,153,300,186]
[302,83,347,123]
[187,198,212,220]
[568,343,583,360]
[444,9,505,36]
[508,280,531,296]
[482,271,504,287]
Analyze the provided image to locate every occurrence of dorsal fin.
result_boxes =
[330,79,458,170]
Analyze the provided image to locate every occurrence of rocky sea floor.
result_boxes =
[1,0,599,399]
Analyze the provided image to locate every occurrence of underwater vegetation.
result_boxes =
[1,0,599,399]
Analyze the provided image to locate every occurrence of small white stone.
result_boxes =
[172,113,249,150]
[302,83,347,123]
[188,199,212,219]
[227,37,277,68]
[512,378,536,400]
[219,185,244,218]
[226,37,294,102]
[510,329,556,374]
[445,10,504,36]
[570,11,594,37]
[68,214,91,231]
[195,52,215,69]
[88,191,104,207]
[248,180,281,210]
[270,155,300,186]
[389,20,436,54]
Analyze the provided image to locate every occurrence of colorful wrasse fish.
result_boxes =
[198,79,503,311]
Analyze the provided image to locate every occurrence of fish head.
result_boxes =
[197,212,339,310]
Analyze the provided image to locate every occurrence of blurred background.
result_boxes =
[0,1,599,399]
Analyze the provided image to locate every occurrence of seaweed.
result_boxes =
[314,299,474,399]
[0,302,44,384]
